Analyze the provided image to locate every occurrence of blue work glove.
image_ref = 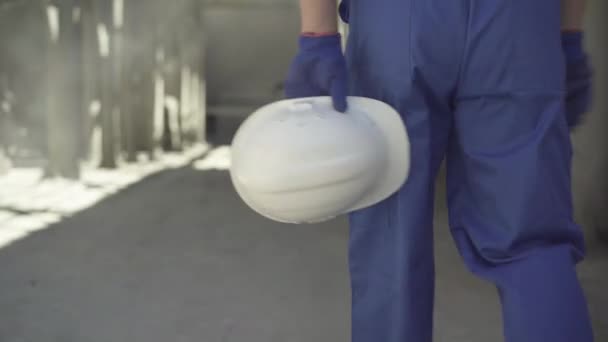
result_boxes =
[285,33,348,112]
[562,31,593,128]
[339,0,350,23]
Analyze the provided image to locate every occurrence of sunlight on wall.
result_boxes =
[46,5,59,43]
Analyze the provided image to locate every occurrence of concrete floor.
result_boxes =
[0,154,607,341]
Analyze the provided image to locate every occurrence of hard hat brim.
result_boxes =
[230,96,410,223]
[342,96,410,212]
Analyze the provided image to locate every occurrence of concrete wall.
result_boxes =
[203,2,299,116]
[572,1,608,242]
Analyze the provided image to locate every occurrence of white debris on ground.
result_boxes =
[0,143,209,249]
[193,145,231,171]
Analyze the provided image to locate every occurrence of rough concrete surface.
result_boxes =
[571,0,608,243]
[0,154,606,342]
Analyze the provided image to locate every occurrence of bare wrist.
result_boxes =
[561,0,586,31]
[299,0,338,34]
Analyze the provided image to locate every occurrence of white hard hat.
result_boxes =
[230,96,410,224]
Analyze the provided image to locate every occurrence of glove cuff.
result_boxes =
[298,33,342,51]
[301,31,339,37]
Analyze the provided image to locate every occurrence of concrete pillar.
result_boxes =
[80,0,98,163]
[45,1,83,178]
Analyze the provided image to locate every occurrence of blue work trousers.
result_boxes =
[344,0,594,341]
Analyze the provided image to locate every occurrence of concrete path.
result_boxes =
[0,155,606,341]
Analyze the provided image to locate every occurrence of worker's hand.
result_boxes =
[285,33,348,112]
[562,31,593,128]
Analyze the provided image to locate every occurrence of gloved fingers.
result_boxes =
[330,74,348,112]
[338,0,350,24]
[562,31,593,129]
[285,34,347,107]
[561,31,586,62]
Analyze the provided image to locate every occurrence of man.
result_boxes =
[284,0,594,341]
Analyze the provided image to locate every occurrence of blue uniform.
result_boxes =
[342,0,594,341]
